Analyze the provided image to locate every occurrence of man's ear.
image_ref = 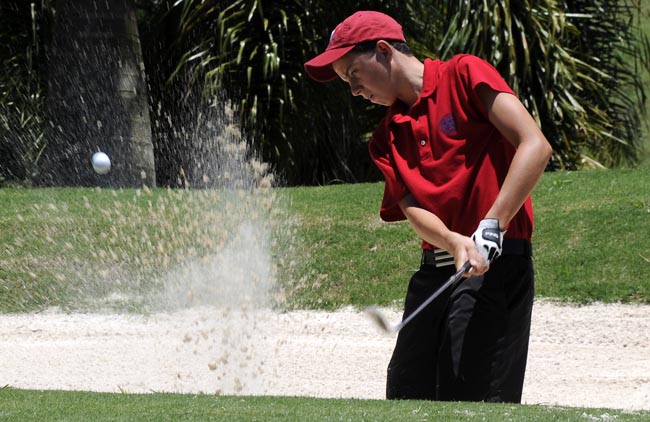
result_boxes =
[375,40,393,59]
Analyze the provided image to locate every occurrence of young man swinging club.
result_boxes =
[304,11,552,402]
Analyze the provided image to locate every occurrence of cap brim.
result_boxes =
[304,45,356,82]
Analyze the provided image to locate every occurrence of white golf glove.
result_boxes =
[471,218,505,263]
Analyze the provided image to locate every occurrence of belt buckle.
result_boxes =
[423,249,455,268]
[432,249,454,268]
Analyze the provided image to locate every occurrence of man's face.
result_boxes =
[331,47,396,106]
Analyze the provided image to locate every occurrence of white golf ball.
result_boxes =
[91,152,111,175]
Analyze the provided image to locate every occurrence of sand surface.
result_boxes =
[1,301,649,411]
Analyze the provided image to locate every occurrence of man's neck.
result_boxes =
[397,56,425,108]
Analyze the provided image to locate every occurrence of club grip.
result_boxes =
[458,261,472,276]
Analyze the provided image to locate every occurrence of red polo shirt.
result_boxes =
[369,54,534,250]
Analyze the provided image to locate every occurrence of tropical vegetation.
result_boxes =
[1,0,649,186]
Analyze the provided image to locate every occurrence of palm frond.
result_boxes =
[436,0,646,169]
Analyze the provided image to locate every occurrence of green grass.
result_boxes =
[2,168,650,313]
[0,186,278,312]
[281,182,420,309]
[283,168,650,308]
[532,169,650,302]
[1,388,648,422]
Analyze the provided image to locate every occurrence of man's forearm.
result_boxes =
[486,137,552,228]
[399,194,455,251]
[399,194,489,274]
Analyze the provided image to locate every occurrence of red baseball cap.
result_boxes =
[304,11,405,82]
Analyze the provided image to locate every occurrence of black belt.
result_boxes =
[422,239,532,268]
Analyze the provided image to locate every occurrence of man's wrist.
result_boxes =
[483,217,507,231]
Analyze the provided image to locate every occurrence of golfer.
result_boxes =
[304,11,552,402]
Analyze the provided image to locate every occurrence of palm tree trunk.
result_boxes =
[44,0,155,187]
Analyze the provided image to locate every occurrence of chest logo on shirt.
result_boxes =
[439,114,458,137]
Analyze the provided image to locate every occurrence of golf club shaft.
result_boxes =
[394,261,471,332]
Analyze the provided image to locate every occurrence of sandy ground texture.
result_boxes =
[1,300,649,411]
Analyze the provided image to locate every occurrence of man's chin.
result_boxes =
[370,97,390,106]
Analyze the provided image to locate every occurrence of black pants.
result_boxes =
[386,251,534,402]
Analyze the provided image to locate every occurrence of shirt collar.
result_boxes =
[420,58,440,98]
[388,58,440,122]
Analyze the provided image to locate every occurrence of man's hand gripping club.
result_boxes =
[471,218,505,266]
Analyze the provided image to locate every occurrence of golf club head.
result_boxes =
[364,261,471,335]
[364,306,395,334]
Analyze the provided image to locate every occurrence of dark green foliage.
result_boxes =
[1,1,649,185]
[150,0,388,185]
[0,1,49,184]
[42,0,157,188]
[436,0,647,169]
[156,0,649,182]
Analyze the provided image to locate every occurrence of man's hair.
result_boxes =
[352,40,414,56]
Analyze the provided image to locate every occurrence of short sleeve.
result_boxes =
[368,122,408,222]
[457,55,515,95]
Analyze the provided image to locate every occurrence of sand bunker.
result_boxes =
[1,301,649,411]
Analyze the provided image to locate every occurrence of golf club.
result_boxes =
[365,261,472,334]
